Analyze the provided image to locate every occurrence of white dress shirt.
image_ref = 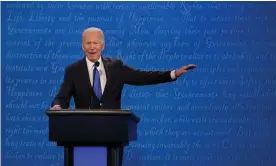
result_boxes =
[86,56,107,94]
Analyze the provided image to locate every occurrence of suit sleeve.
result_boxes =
[51,66,74,108]
[121,61,177,85]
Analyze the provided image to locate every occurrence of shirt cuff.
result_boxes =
[170,70,176,80]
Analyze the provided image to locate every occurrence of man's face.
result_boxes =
[82,31,104,62]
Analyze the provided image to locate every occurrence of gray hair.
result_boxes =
[82,27,105,43]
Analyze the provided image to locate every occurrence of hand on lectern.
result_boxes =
[50,105,62,110]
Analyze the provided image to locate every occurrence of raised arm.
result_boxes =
[121,60,196,86]
[121,61,175,85]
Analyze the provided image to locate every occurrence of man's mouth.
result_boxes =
[88,51,96,54]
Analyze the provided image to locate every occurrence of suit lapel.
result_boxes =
[102,56,111,100]
[80,57,93,89]
[80,57,100,102]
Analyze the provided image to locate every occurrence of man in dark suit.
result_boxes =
[51,27,196,110]
[50,27,196,165]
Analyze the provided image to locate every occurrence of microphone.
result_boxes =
[93,61,100,82]
[90,61,101,109]
[94,61,100,67]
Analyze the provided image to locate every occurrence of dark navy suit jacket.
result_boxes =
[51,56,176,109]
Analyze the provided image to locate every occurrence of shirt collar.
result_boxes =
[86,56,103,69]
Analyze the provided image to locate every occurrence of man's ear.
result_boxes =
[101,42,105,51]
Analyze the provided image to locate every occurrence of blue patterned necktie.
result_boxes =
[93,64,102,100]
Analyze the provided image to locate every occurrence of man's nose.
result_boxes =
[89,44,95,49]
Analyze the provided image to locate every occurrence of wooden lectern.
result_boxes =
[46,109,140,166]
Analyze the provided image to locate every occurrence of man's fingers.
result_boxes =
[176,64,197,77]
[51,105,62,110]
[184,64,197,70]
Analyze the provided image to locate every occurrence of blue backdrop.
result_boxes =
[2,1,276,166]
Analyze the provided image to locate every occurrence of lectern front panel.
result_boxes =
[74,147,107,166]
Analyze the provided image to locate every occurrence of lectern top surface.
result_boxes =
[45,109,140,122]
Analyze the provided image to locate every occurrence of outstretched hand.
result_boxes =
[175,64,197,77]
